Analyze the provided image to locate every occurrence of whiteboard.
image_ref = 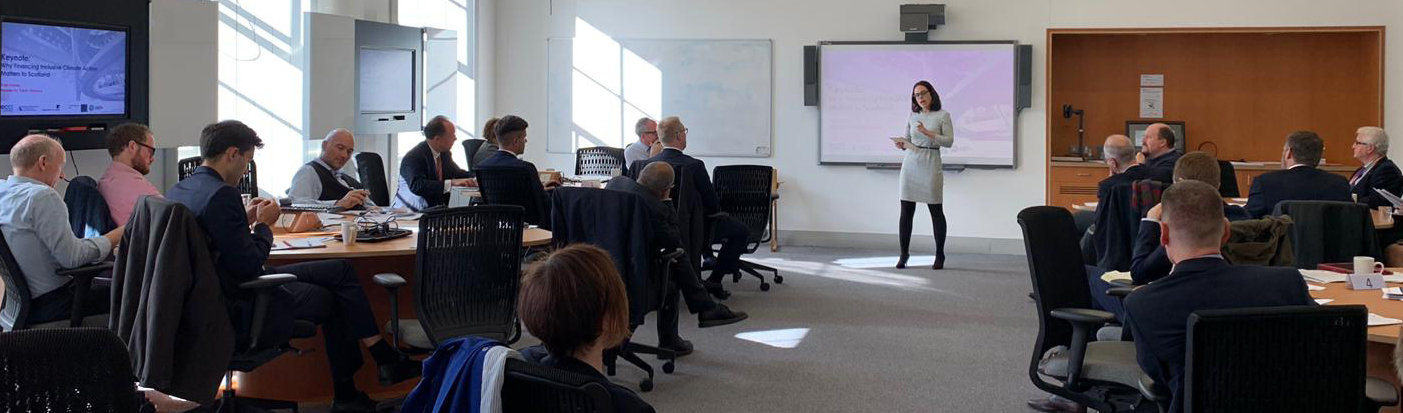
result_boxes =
[547,38,772,157]
[358,47,416,113]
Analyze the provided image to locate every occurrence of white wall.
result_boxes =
[492,0,1403,253]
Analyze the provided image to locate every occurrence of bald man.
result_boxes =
[1097,134,1148,203]
[286,129,373,209]
[0,135,124,329]
[1140,123,1183,185]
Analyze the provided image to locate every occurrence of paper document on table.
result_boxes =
[1384,275,1403,283]
[1369,313,1403,327]
[1384,287,1403,301]
[1307,284,1325,291]
[1300,269,1347,283]
[1100,270,1131,283]
[271,237,329,251]
[1314,299,1334,305]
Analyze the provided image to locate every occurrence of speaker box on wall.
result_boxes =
[1016,44,1032,110]
[803,45,818,106]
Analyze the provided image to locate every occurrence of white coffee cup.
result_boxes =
[1354,256,1384,276]
[341,222,358,246]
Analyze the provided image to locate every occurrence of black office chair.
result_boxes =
[1216,160,1240,197]
[1274,200,1379,269]
[549,187,680,392]
[575,146,626,177]
[355,152,392,207]
[65,175,116,238]
[475,168,550,229]
[712,165,782,291]
[1138,305,1397,412]
[178,156,258,198]
[112,196,311,412]
[376,205,526,355]
[501,358,612,413]
[462,139,488,171]
[1018,206,1146,412]
[0,328,143,412]
[0,233,111,331]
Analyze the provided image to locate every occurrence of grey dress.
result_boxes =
[899,110,954,204]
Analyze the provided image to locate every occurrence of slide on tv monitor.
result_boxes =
[0,20,128,117]
[357,47,414,114]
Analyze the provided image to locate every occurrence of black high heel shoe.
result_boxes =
[896,254,910,269]
[932,255,945,270]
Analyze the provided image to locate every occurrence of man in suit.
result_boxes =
[1140,123,1182,185]
[645,116,751,295]
[605,162,748,355]
[286,129,372,209]
[624,117,658,166]
[1349,126,1402,208]
[167,121,418,412]
[1244,130,1353,218]
[475,115,553,224]
[393,115,476,211]
[1124,180,1313,413]
[1097,134,1148,203]
[1128,152,1253,288]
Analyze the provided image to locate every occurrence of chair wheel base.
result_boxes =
[662,361,675,374]
[774,275,783,284]
[639,379,653,392]
[760,283,771,291]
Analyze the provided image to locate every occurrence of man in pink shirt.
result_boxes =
[97,123,162,226]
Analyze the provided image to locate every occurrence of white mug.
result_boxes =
[341,222,358,246]
[1354,256,1384,276]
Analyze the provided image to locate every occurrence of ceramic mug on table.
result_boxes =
[1355,256,1385,275]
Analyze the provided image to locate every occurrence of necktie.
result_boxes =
[436,155,444,180]
[1351,167,1365,187]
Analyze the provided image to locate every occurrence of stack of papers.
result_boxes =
[1369,313,1402,327]
[1384,275,1403,283]
[1300,270,1348,283]
[271,237,329,251]
[1384,287,1403,301]
[1100,270,1132,283]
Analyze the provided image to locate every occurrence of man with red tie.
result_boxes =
[1348,126,1403,209]
[392,115,477,211]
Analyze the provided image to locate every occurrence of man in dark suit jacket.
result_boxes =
[1124,181,1314,413]
[1349,126,1403,208]
[1127,152,1253,288]
[166,121,417,411]
[393,115,476,211]
[1097,134,1149,203]
[474,115,553,224]
[644,117,751,292]
[1140,123,1183,185]
[605,162,747,355]
[1244,130,1353,218]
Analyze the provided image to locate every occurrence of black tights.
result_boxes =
[899,201,946,260]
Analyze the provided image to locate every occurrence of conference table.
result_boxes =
[233,218,551,403]
[1313,273,1403,413]
[1073,199,1398,230]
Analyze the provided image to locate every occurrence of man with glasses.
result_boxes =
[624,117,658,166]
[1349,126,1402,208]
[98,122,164,226]
[287,128,373,209]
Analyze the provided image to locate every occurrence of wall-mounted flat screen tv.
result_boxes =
[0,20,128,117]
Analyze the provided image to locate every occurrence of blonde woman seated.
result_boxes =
[518,244,656,413]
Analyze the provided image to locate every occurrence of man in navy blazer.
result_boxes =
[167,121,418,411]
[1244,130,1353,218]
[474,115,553,221]
[644,116,751,293]
[1124,181,1314,413]
[1140,123,1183,185]
[1128,153,1253,287]
[1096,134,1149,203]
[393,115,476,211]
[1348,126,1403,208]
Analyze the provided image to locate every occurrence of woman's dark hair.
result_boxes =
[481,117,500,145]
[910,80,942,113]
[200,120,263,161]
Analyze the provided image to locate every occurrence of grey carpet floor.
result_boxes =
[309,247,1049,412]
[589,247,1046,412]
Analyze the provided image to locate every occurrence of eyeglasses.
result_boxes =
[914,91,931,98]
[643,130,657,135]
[135,140,156,153]
[1354,141,1372,147]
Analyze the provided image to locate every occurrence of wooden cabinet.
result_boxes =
[1048,163,1107,209]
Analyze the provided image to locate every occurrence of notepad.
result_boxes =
[271,237,329,251]
[1307,284,1325,291]
[1314,299,1334,305]
[1100,270,1131,283]
[1369,313,1402,327]
[1384,287,1403,301]
[1300,269,1348,283]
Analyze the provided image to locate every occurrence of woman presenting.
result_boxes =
[893,80,954,269]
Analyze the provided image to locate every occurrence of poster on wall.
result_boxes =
[1140,87,1163,118]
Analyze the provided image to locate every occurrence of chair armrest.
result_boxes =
[56,262,113,278]
[660,249,685,261]
[1049,308,1114,390]
[1106,286,1135,299]
[1050,308,1115,325]
[1366,376,1400,409]
[373,273,407,288]
[1138,373,1171,408]
[1108,279,1134,289]
[239,273,297,290]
